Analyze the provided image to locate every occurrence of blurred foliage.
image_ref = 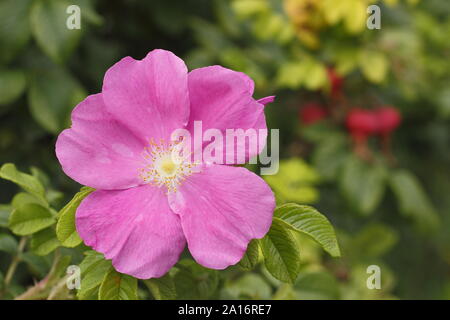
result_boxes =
[0,0,449,300]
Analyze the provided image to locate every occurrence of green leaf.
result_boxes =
[276,61,306,89]
[351,223,398,258]
[358,50,388,83]
[232,0,269,18]
[294,271,340,299]
[77,251,112,300]
[56,187,94,247]
[272,284,298,300]
[190,18,230,55]
[390,169,439,232]
[21,252,52,278]
[144,273,176,300]
[303,61,328,90]
[30,228,60,256]
[259,218,301,283]
[264,158,320,204]
[0,0,32,63]
[343,0,366,33]
[30,0,82,63]
[9,203,55,236]
[0,205,11,228]
[322,0,346,24]
[11,192,43,209]
[75,0,103,26]
[0,70,26,106]
[0,234,18,254]
[274,204,341,257]
[340,156,387,216]
[0,163,46,204]
[28,66,86,134]
[98,268,138,300]
[174,259,219,299]
[238,239,260,271]
[30,166,51,188]
[312,133,349,181]
[224,274,271,299]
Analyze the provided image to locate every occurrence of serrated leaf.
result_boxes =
[144,273,176,300]
[238,239,260,270]
[30,228,60,256]
[259,218,301,283]
[9,203,55,236]
[0,163,46,204]
[98,268,138,300]
[0,233,18,254]
[274,204,341,257]
[56,187,94,247]
[77,251,112,300]
[30,0,82,63]
[390,170,439,232]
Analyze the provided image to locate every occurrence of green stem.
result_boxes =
[1,237,27,298]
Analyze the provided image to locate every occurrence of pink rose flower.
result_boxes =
[55,49,276,279]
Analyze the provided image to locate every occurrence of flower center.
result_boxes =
[138,139,196,193]
[158,156,177,177]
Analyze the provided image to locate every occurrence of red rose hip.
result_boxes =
[299,102,328,125]
[376,106,402,135]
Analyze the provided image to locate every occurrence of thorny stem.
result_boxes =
[47,275,70,300]
[15,249,66,300]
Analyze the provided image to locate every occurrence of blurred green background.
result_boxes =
[0,0,449,299]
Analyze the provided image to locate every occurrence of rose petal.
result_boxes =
[169,165,275,269]
[56,94,147,190]
[257,95,275,105]
[187,66,267,164]
[76,184,186,279]
[102,49,190,142]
